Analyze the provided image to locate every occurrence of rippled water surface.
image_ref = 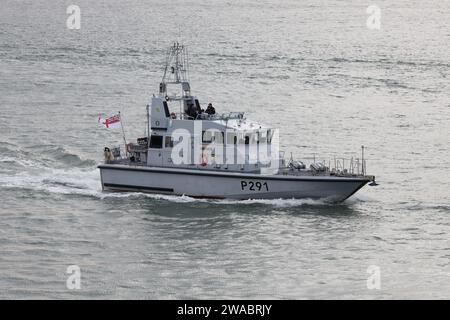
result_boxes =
[1,0,449,299]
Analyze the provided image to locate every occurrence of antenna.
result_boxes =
[177,25,182,43]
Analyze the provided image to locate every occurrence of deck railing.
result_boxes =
[289,155,368,176]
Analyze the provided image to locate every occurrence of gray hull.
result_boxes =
[98,164,370,202]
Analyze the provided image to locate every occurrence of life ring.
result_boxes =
[170,112,177,119]
[200,154,208,167]
[126,143,133,153]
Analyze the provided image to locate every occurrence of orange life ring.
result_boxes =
[126,143,133,153]
[200,154,208,167]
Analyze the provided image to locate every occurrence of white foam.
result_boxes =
[0,164,204,201]
[215,197,330,207]
[0,168,98,196]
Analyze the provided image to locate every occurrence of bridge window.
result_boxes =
[202,131,212,143]
[202,130,224,144]
[150,135,163,148]
[238,133,245,145]
[227,133,237,145]
[250,132,258,144]
[165,136,174,148]
[267,129,273,143]
[215,132,224,144]
[163,101,170,117]
[259,130,267,143]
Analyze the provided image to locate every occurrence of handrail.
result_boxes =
[170,112,245,121]
[284,154,369,176]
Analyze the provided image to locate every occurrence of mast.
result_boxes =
[361,145,365,175]
[159,42,191,101]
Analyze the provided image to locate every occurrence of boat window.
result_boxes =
[202,130,224,144]
[202,131,213,143]
[214,132,224,144]
[267,129,273,144]
[150,135,163,148]
[245,135,250,145]
[259,130,267,143]
[163,101,170,117]
[227,132,237,145]
[238,133,245,145]
[250,132,258,144]
[165,136,174,148]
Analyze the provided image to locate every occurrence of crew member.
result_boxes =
[104,147,114,162]
[205,103,216,115]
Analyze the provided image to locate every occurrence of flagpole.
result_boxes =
[118,111,128,155]
[146,104,150,146]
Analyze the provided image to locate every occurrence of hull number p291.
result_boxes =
[240,180,269,192]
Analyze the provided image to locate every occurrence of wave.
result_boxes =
[405,203,450,213]
[0,167,101,197]
[216,197,330,207]
[0,143,96,169]
[0,143,101,196]
[99,191,335,207]
[203,52,258,59]
[42,146,96,168]
[0,156,43,169]
[5,45,164,69]
[327,57,450,69]
[0,143,49,170]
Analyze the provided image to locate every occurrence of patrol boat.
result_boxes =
[98,43,377,202]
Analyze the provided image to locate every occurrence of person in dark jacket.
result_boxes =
[205,103,216,115]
